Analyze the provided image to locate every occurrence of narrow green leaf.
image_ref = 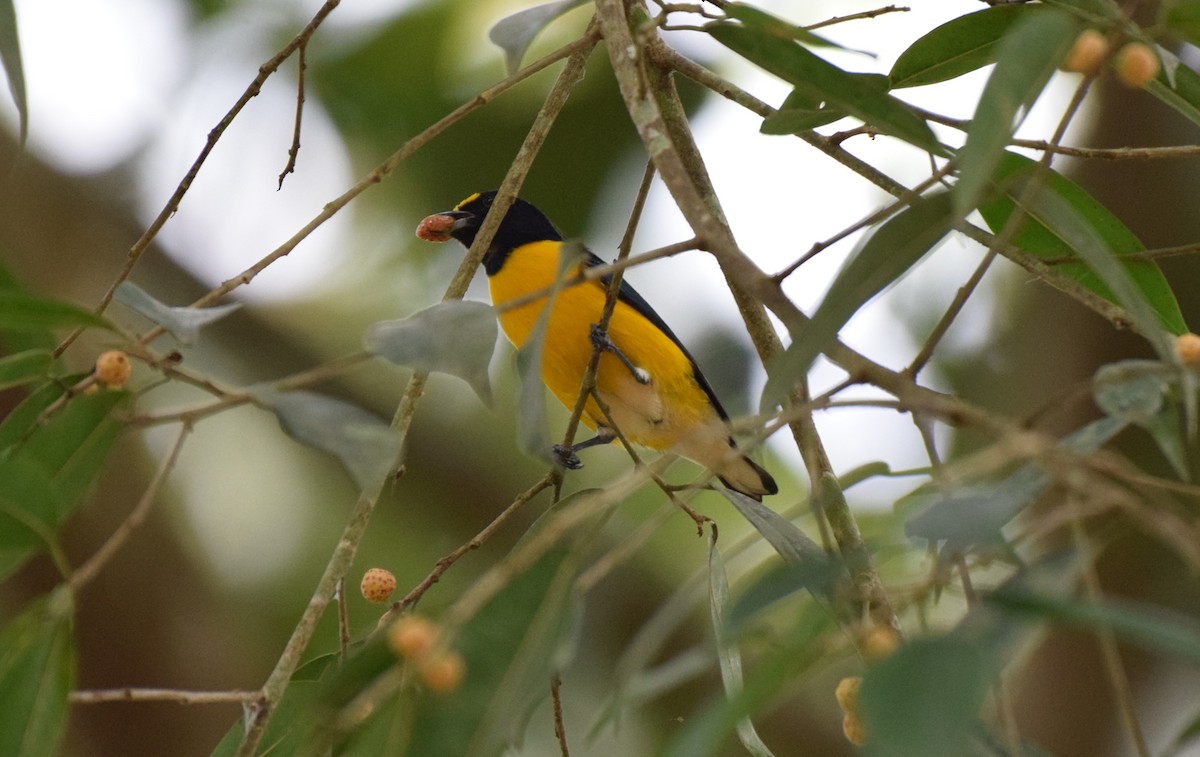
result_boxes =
[722,3,849,51]
[1147,48,1200,128]
[367,301,497,407]
[1017,177,1176,358]
[0,292,114,334]
[953,8,1077,214]
[761,75,889,135]
[514,241,585,462]
[1092,359,1167,422]
[905,415,1128,546]
[989,585,1200,664]
[1138,407,1189,481]
[211,680,321,757]
[761,192,956,411]
[860,637,993,757]
[0,457,57,581]
[0,0,26,144]
[708,538,774,757]
[0,349,53,390]
[717,488,827,567]
[726,558,842,634]
[708,22,942,154]
[488,0,588,75]
[979,152,1188,336]
[250,388,402,491]
[114,282,240,345]
[0,381,64,453]
[1164,0,1200,49]
[890,5,1041,88]
[0,588,75,757]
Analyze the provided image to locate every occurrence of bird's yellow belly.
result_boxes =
[488,242,714,450]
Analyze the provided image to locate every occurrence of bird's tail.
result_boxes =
[717,450,778,501]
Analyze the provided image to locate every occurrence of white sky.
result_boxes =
[1,0,1093,583]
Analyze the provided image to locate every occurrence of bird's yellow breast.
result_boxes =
[487,241,716,449]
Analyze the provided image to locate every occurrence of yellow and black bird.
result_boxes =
[417,191,777,500]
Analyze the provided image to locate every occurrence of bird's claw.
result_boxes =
[590,323,651,385]
[553,444,585,470]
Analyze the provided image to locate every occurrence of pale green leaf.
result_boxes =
[488,0,589,75]
[250,388,402,491]
[114,282,240,345]
[707,538,773,757]
[366,300,497,406]
[890,5,1041,88]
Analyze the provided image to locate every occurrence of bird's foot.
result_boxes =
[552,444,585,470]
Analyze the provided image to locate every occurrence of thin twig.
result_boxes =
[551,674,571,757]
[381,474,555,623]
[69,423,192,593]
[805,5,909,30]
[56,0,342,358]
[71,688,261,705]
[337,578,350,660]
[277,41,307,189]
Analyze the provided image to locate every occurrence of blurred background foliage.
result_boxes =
[2,0,1200,755]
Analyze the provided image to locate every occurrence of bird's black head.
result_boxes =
[443,191,563,275]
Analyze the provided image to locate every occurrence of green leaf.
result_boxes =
[860,637,993,757]
[211,680,321,757]
[0,588,75,757]
[722,2,849,51]
[1092,359,1167,422]
[0,349,53,390]
[487,0,589,76]
[761,192,956,411]
[890,5,1041,88]
[905,415,1128,547]
[0,292,114,334]
[707,538,774,757]
[1138,406,1189,481]
[250,388,402,491]
[1147,48,1200,128]
[113,282,240,345]
[0,390,126,579]
[1013,175,1176,358]
[0,0,26,144]
[726,559,842,633]
[366,301,497,407]
[1163,0,1200,48]
[989,585,1200,664]
[717,487,827,568]
[979,152,1188,336]
[761,75,890,135]
[953,8,1077,214]
[513,241,584,463]
[708,22,942,154]
[0,381,64,453]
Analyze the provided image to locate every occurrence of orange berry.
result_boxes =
[1176,333,1200,366]
[419,651,465,693]
[842,712,868,746]
[359,567,396,603]
[1115,42,1160,88]
[387,615,437,660]
[1062,29,1109,75]
[94,350,132,388]
[835,676,862,713]
[862,625,900,660]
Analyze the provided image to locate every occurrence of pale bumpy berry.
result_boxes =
[862,625,900,660]
[94,350,132,388]
[387,615,437,659]
[1176,333,1200,366]
[1062,29,1109,75]
[419,651,465,693]
[1115,42,1160,88]
[835,676,861,712]
[359,567,396,603]
[842,712,868,746]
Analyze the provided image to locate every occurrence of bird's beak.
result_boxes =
[415,210,474,243]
